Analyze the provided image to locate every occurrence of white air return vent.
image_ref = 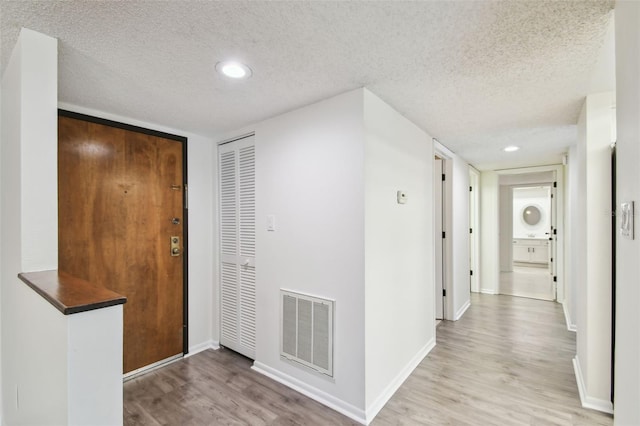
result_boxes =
[280,290,334,377]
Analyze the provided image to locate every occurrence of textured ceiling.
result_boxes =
[0,0,615,170]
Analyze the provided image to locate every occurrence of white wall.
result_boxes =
[230,88,439,424]
[434,142,471,319]
[1,28,62,425]
[498,186,513,272]
[0,50,3,426]
[575,106,588,379]
[363,90,434,419]
[186,135,216,351]
[251,89,367,421]
[451,153,471,318]
[512,187,551,239]
[573,92,614,412]
[480,171,500,294]
[67,305,123,425]
[614,2,640,423]
[57,103,217,353]
[564,145,578,331]
[13,286,68,425]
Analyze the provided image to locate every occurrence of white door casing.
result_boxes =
[434,157,444,320]
[550,176,558,300]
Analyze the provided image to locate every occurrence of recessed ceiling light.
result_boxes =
[216,61,252,79]
[504,146,520,152]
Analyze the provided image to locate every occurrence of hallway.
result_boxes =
[124,294,613,425]
[373,294,612,425]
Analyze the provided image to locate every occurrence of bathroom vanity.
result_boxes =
[512,238,549,264]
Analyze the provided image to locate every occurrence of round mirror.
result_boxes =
[522,205,542,226]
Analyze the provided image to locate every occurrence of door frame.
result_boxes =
[496,164,565,302]
[434,156,445,320]
[504,183,555,299]
[57,109,190,355]
[433,144,454,320]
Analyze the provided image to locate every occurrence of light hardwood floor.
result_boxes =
[373,294,612,425]
[124,294,613,425]
[123,348,359,425]
[500,265,555,301]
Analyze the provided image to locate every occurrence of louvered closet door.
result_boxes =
[219,135,256,359]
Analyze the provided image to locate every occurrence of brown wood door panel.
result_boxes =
[58,115,184,373]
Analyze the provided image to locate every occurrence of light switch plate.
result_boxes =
[267,215,276,231]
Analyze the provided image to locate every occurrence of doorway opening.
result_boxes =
[501,185,554,300]
[497,168,563,303]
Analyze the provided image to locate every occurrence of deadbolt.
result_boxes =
[170,236,180,257]
[171,217,181,225]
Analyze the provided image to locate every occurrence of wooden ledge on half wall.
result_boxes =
[18,270,126,315]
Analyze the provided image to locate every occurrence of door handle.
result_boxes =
[242,259,250,266]
[170,236,181,257]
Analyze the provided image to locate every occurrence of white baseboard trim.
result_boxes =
[124,354,182,381]
[186,340,220,358]
[480,288,497,295]
[563,303,577,332]
[252,362,366,425]
[365,337,436,424]
[454,300,471,321]
[573,356,613,414]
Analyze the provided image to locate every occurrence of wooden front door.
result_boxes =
[58,111,186,373]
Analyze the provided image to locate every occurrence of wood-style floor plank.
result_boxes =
[124,348,359,426]
[373,294,613,426]
[124,293,613,425]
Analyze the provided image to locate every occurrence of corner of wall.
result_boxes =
[572,356,613,414]
[252,362,367,425]
[563,302,577,332]
[364,338,435,425]
[362,90,434,417]
[252,88,367,418]
[479,171,500,295]
[454,299,471,320]
[1,27,61,425]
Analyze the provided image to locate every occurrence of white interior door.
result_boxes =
[469,173,478,291]
[219,135,256,359]
[469,169,480,293]
[550,180,558,300]
[434,158,444,320]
